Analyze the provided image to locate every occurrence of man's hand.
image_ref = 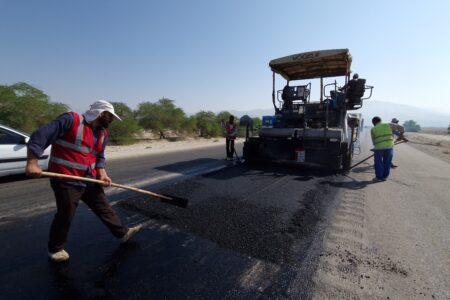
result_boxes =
[97,168,112,186]
[26,161,42,178]
[26,149,42,178]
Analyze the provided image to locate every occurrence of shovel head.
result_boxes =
[159,195,189,208]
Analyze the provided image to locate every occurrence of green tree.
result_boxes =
[248,117,262,137]
[136,98,187,138]
[182,116,197,136]
[216,111,232,124]
[403,120,421,132]
[107,102,142,145]
[194,111,221,137]
[0,82,69,132]
[112,102,135,119]
[252,117,262,129]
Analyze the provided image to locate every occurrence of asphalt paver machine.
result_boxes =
[243,49,373,170]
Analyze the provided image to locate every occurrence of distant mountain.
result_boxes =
[360,101,450,127]
[227,101,450,128]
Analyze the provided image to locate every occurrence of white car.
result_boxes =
[0,124,51,176]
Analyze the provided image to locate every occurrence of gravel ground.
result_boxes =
[405,132,450,165]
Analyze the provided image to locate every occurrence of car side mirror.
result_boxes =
[20,137,29,144]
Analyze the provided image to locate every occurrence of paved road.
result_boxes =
[1,134,449,299]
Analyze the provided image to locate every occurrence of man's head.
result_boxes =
[391,118,399,124]
[353,73,359,79]
[372,116,381,126]
[84,100,122,128]
[229,115,235,123]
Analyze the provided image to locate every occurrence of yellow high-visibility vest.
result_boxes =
[371,123,394,149]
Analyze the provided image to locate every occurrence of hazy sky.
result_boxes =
[1,0,449,115]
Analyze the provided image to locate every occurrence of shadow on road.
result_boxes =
[0,173,32,183]
[50,241,140,299]
[350,165,373,174]
[320,173,376,190]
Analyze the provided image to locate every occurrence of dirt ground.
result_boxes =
[105,137,239,160]
[404,128,450,165]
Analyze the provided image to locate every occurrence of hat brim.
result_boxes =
[110,112,122,121]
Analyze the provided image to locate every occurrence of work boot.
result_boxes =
[48,249,70,262]
[391,164,398,168]
[120,224,143,244]
[372,177,384,182]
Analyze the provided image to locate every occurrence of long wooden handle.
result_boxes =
[347,140,406,170]
[41,171,172,200]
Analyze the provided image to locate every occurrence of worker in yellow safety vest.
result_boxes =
[370,116,397,182]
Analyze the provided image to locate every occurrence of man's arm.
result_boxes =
[26,113,73,177]
[95,134,112,186]
[390,123,408,142]
[370,128,375,145]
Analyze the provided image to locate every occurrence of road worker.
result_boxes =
[221,115,238,160]
[389,118,408,168]
[26,100,142,262]
[370,116,407,182]
[339,73,360,92]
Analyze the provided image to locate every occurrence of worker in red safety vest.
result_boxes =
[221,115,238,160]
[26,100,142,262]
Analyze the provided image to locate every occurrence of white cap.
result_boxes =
[83,100,122,122]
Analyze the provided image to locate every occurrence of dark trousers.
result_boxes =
[48,181,128,253]
[226,139,235,158]
[373,148,393,180]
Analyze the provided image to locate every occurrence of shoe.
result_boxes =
[372,177,384,182]
[120,224,143,243]
[391,164,398,169]
[48,249,70,262]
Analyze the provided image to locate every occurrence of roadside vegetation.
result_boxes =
[0,82,261,144]
[403,120,421,132]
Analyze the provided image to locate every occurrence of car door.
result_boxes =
[0,127,29,176]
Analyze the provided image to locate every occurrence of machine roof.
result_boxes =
[269,49,352,80]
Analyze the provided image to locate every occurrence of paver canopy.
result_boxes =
[269,49,352,80]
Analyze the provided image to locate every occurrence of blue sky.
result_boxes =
[1,0,449,115]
